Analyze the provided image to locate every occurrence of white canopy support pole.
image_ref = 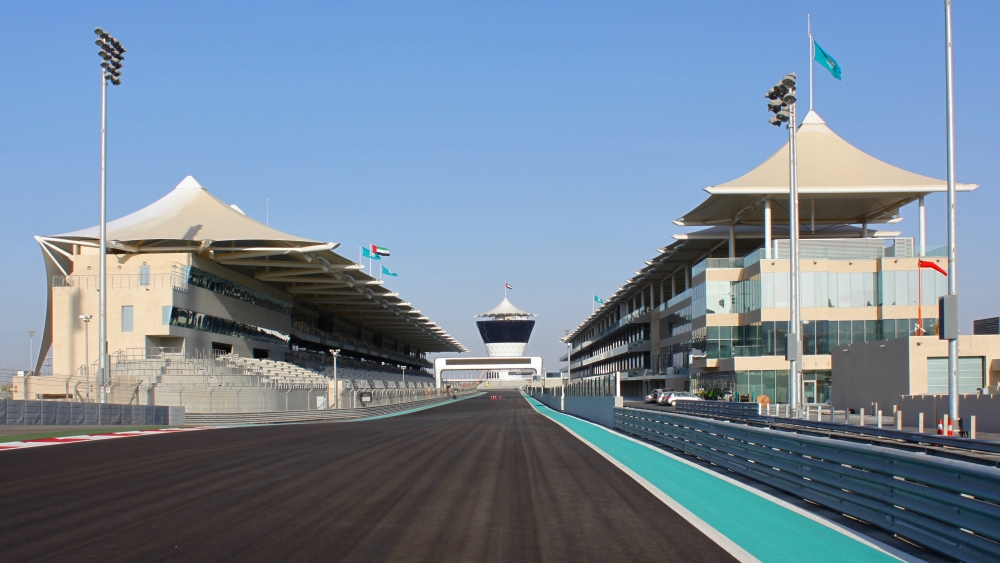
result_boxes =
[671,271,676,298]
[918,196,926,257]
[764,199,772,259]
[862,219,868,238]
[808,14,814,111]
[649,284,654,311]
[810,199,816,232]
[728,223,736,259]
[684,265,690,291]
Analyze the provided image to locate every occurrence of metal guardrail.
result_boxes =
[615,407,1000,562]
[674,400,760,418]
[186,393,477,425]
[1,400,172,426]
[676,400,1000,457]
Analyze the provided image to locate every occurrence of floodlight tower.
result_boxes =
[766,73,802,415]
[93,28,125,403]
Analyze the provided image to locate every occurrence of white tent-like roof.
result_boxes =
[476,298,535,319]
[34,176,466,371]
[56,176,315,244]
[676,111,978,227]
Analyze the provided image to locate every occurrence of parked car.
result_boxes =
[645,388,669,403]
[658,391,702,407]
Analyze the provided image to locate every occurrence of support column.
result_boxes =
[684,265,690,291]
[764,199,772,259]
[659,281,664,305]
[862,219,868,238]
[728,223,736,260]
[671,272,676,298]
[810,199,815,232]
[649,284,654,310]
[918,196,926,257]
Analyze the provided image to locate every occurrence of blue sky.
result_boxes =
[1,1,997,372]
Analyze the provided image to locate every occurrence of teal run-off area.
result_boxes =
[523,395,905,563]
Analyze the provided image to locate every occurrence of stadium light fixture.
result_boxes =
[764,72,802,416]
[93,27,126,404]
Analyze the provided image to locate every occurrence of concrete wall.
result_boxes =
[531,391,622,428]
[899,393,1000,433]
[51,252,293,376]
[833,335,1000,414]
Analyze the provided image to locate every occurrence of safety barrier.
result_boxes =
[0,399,175,426]
[674,400,760,418]
[186,392,478,425]
[615,407,1000,562]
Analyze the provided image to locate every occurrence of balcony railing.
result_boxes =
[54,273,188,291]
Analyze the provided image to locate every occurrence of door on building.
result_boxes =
[803,381,817,404]
[926,357,984,394]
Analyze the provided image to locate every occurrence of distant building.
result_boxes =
[974,317,999,335]
[563,111,980,402]
[475,298,535,380]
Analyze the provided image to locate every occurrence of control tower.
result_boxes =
[475,298,536,357]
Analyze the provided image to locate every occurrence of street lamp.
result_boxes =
[79,316,93,400]
[766,73,802,416]
[93,28,126,404]
[329,349,341,409]
[27,330,36,374]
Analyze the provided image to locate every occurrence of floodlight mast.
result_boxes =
[766,73,802,416]
[94,27,125,403]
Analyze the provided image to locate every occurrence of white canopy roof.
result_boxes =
[476,298,535,318]
[57,176,316,244]
[677,111,978,226]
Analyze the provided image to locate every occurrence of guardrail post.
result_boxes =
[918,412,924,434]
[970,415,976,439]
[895,411,902,430]
[860,407,865,426]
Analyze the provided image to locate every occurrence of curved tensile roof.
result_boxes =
[476,298,535,319]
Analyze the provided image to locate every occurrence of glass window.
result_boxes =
[839,320,852,346]
[864,273,875,307]
[907,271,919,306]
[816,320,829,354]
[827,273,838,307]
[736,371,749,397]
[122,306,133,332]
[162,306,171,325]
[719,340,733,359]
[852,320,865,344]
[850,272,864,308]
[720,326,732,340]
[920,270,936,306]
[749,370,763,399]
[776,370,789,403]
[865,320,876,343]
[706,325,719,340]
[761,273,774,308]
[140,265,150,286]
[762,322,775,355]
[802,272,815,308]
[775,321,788,357]
[815,272,827,309]
[707,341,719,359]
[838,273,852,308]
[763,370,776,401]
[881,271,894,306]
[803,321,816,355]
[897,319,913,339]
[774,273,789,308]
[894,271,909,306]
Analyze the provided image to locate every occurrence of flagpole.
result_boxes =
[808,14,814,111]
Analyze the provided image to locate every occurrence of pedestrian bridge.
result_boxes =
[433,356,542,388]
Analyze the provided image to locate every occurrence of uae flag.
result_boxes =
[505,283,512,290]
[372,244,390,257]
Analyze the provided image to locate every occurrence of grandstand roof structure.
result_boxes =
[565,111,979,343]
[37,176,467,355]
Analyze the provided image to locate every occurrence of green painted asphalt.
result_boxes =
[523,395,902,563]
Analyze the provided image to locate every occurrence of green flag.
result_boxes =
[813,39,841,80]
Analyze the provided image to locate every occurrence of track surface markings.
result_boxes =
[524,395,914,563]
[0,427,215,451]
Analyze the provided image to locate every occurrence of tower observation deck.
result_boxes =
[475,298,535,358]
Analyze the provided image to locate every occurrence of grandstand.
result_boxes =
[18,176,466,411]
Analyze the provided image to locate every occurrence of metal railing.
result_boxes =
[53,273,188,291]
[674,400,761,418]
[615,407,1000,562]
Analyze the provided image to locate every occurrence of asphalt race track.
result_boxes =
[0,392,735,563]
